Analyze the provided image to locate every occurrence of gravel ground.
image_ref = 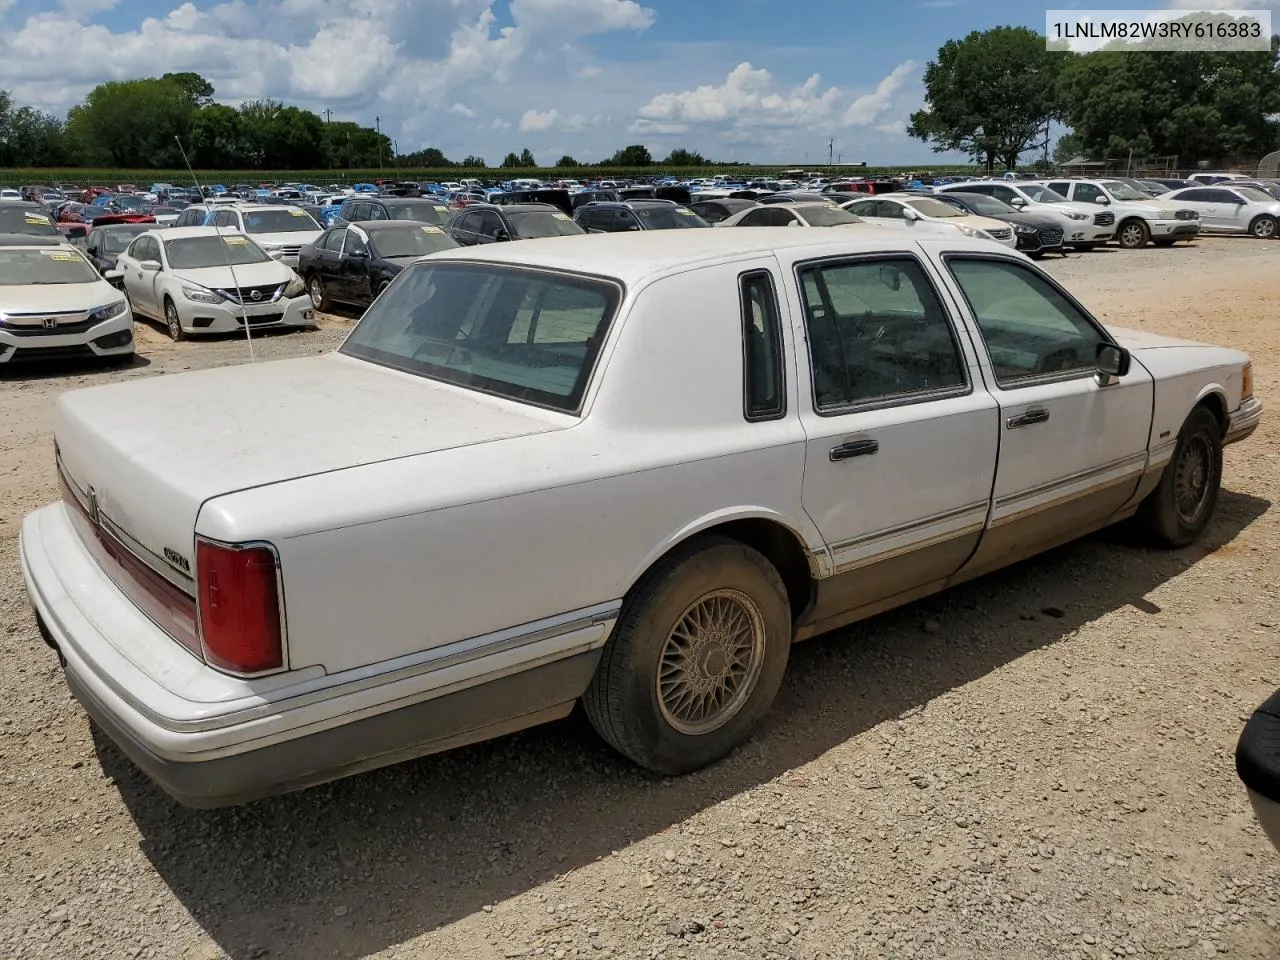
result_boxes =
[1,237,1277,960]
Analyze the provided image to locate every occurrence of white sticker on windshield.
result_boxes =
[552,212,571,221]
[25,214,50,224]
[434,206,449,213]
[289,209,307,216]
[420,225,444,234]
[45,252,79,261]
[676,208,696,215]
[224,236,249,245]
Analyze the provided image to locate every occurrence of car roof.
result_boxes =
[430,228,985,285]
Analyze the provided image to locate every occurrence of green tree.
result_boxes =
[161,72,215,107]
[189,104,246,168]
[460,155,486,168]
[5,106,68,166]
[609,143,652,166]
[402,146,451,166]
[501,151,523,168]
[1052,130,1085,163]
[66,77,200,167]
[1057,40,1280,165]
[908,26,1064,171]
[519,147,536,167]
[555,154,579,167]
[664,147,705,166]
[321,119,388,169]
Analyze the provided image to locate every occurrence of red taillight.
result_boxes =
[197,539,284,674]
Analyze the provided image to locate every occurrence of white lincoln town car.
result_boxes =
[21,230,1261,807]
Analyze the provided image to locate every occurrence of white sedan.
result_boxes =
[21,230,1261,807]
[0,240,133,364]
[116,227,314,340]
[716,201,867,228]
[1158,185,1280,239]
[841,194,1018,247]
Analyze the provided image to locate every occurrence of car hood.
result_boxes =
[53,353,571,574]
[0,279,121,314]
[1031,200,1101,217]
[171,260,296,289]
[992,211,1060,229]
[1108,326,1205,350]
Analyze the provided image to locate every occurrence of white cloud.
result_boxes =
[449,102,477,117]
[519,107,560,131]
[844,60,918,126]
[57,0,121,16]
[637,62,840,129]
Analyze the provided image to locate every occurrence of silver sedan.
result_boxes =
[1158,185,1280,239]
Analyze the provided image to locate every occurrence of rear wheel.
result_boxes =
[163,297,185,341]
[308,274,330,311]
[1134,406,1223,548]
[1249,215,1277,239]
[583,536,791,775]
[1117,219,1150,249]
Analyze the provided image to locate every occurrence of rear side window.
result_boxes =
[740,271,785,421]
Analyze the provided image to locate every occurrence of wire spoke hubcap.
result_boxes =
[1174,433,1212,524]
[657,588,766,736]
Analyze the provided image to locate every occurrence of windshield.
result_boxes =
[368,225,458,258]
[385,201,452,225]
[341,262,619,412]
[508,210,585,238]
[0,248,99,285]
[164,235,272,268]
[242,209,320,233]
[906,197,967,218]
[1236,187,1274,203]
[108,195,148,211]
[0,207,59,235]
[797,205,861,226]
[1101,181,1148,201]
[634,205,708,229]
[1019,184,1068,203]
[954,195,1011,216]
[100,227,148,253]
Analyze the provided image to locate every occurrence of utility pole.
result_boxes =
[828,138,834,166]
[324,109,332,170]
[375,115,383,172]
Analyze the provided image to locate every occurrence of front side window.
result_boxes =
[340,263,620,412]
[1073,183,1107,204]
[740,271,785,420]
[797,257,967,411]
[947,257,1105,385]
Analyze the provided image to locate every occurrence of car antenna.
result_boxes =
[174,135,255,362]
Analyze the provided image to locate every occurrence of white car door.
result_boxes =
[1175,188,1234,230]
[119,235,159,317]
[786,250,1000,633]
[935,251,1155,579]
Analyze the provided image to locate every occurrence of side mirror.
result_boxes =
[786,220,802,227]
[902,207,921,221]
[494,229,510,241]
[1009,197,1027,208]
[104,269,124,282]
[879,265,902,291]
[1096,343,1131,378]
[348,249,369,259]
[140,260,161,272]
[1093,196,1110,205]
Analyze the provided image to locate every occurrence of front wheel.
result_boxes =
[163,298,185,342]
[1250,215,1277,239]
[1117,219,1150,249]
[582,536,791,775]
[1134,406,1223,548]
[308,274,330,311]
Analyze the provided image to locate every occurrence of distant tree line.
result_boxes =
[396,144,721,170]
[908,18,1280,170]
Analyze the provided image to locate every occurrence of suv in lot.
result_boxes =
[938,181,1114,251]
[1042,179,1200,249]
[448,203,585,245]
[574,199,710,232]
[205,204,323,268]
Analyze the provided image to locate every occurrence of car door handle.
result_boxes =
[830,439,879,461]
[1007,408,1051,428]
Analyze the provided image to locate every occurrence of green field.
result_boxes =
[0,164,984,188]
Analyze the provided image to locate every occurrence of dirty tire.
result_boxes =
[1117,219,1150,249]
[163,297,184,342]
[308,274,330,311]
[582,535,791,775]
[1135,405,1223,548]
[1249,215,1277,239]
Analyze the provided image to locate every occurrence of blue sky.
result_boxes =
[0,0,1271,164]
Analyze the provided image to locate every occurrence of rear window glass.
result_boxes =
[340,263,620,413]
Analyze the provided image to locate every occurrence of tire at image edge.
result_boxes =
[582,535,792,776]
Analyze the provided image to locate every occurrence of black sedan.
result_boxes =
[447,202,585,245]
[297,220,459,312]
[84,223,152,283]
[930,191,1065,257]
[687,198,759,224]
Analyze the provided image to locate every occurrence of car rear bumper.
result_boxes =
[1236,688,1280,853]
[0,313,133,364]
[21,502,611,807]
[1225,396,1262,446]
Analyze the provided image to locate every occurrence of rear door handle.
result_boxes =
[1007,407,1051,429]
[830,438,879,461]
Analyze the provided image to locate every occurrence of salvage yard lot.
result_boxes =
[1,237,1278,960]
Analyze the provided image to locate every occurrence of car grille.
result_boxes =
[214,283,284,305]
[11,344,96,361]
[987,227,1012,241]
[1176,209,1199,221]
[1038,227,1064,246]
[3,319,96,337]
[1094,211,1115,226]
[0,310,91,336]
[235,312,284,326]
